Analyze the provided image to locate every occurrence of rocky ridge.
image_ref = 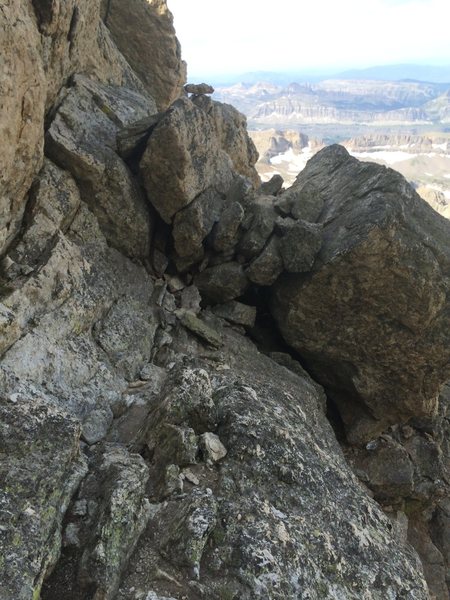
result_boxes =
[1,2,449,599]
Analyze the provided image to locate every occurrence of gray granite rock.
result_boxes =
[46,75,155,258]
[272,145,450,443]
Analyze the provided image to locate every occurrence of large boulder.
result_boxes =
[140,97,235,224]
[205,99,260,186]
[272,145,450,443]
[101,0,186,110]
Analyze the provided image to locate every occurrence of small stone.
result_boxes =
[165,275,185,293]
[183,469,200,486]
[155,424,198,467]
[184,83,215,95]
[72,499,88,517]
[366,440,379,451]
[152,248,169,276]
[401,425,415,439]
[212,301,257,328]
[260,174,284,196]
[81,407,114,445]
[161,464,184,497]
[200,432,228,462]
[63,522,80,547]
[177,310,222,348]
[180,286,202,314]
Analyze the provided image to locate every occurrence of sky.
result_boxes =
[167,0,450,78]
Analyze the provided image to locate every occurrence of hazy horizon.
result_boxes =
[168,0,450,80]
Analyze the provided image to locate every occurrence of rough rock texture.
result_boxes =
[1,2,450,599]
[113,326,428,599]
[0,395,87,600]
[101,0,186,110]
[0,0,144,257]
[140,98,235,223]
[45,75,155,258]
[272,145,450,443]
[207,100,260,187]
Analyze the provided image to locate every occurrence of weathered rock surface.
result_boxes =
[1,1,449,598]
[43,445,151,600]
[0,0,145,257]
[0,395,87,600]
[272,145,450,443]
[207,101,260,186]
[101,0,186,110]
[46,75,155,258]
[0,1,45,257]
[140,98,234,223]
[113,327,429,599]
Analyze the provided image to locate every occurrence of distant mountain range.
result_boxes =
[334,64,450,84]
[214,78,450,129]
[201,64,450,87]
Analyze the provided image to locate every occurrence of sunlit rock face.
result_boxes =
[101,0,187,110]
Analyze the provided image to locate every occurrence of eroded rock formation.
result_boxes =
[1,1,449,599]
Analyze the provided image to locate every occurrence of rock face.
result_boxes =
[272,145,450,443]
[0,0,144,258]
[0,395,87,600]
[1,1,450,599]
[45,75,155,258]
[101,0,186,110]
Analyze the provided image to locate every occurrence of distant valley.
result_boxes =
[215,79,450,132]
[217,71,450,218]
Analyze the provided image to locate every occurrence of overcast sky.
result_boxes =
[167,0,450,77]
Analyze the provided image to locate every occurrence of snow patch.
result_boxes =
[350,151,417,165]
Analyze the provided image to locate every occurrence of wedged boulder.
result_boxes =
[101,0,186,110]
[46,75,155,258]
[172,188,224,258]
[261,173,284,196]
[140,97,234,223]
[276,217,323,273]
[116,113,163,163]
[238,195,278,260]
[0,394,87,600]
[195,262,249,304]
[245,235,284,285]
[272,145,450,443]
[275,180,324,222]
